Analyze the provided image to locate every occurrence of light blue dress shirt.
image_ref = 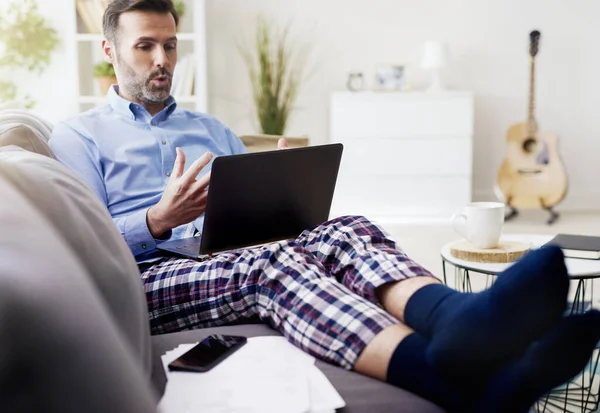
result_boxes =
[49,86,247,263]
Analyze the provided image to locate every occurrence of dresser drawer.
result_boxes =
[331,91,474,139]
[331,175,471,219]
[328,90,474,223]
[337,137,472,177]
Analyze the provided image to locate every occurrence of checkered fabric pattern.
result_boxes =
[140,215,436,369]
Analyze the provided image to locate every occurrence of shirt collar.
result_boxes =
[107,85,177,122]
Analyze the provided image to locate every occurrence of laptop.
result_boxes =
[156,143,344,260]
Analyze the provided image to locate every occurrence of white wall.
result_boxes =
[205,0,600,211]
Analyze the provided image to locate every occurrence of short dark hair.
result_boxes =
[103,0,179,44]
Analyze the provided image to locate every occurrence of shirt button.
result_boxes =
[162,140,167,145]
[151,121,156,126]
[166,172,171,177]
[141,244,147,249]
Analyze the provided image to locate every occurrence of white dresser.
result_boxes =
[329,91,474,224]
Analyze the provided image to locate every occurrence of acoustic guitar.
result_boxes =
[495,30,568,224]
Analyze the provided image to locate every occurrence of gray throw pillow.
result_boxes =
[0,175,157,412]
[0,147,151,375]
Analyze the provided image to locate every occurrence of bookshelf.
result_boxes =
[69,0,207,115]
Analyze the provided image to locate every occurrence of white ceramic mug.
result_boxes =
[451,202,505,249]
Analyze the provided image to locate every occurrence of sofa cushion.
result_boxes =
[151,325,446,413]
[0,123,55,159]
[0,146,152,374]
[0,109,53,142]
[0,175,157,413]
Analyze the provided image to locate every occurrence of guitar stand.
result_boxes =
[504,201,559,225]
[505,205,519,221]
[541,200,560,225]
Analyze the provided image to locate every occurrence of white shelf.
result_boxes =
[76,33,103,42]
[175,33,196,41]
[79,96,106,104]
[174,96,196,103]
[75,32,196,42]
[79,95,197,104]
[71,0,206,115]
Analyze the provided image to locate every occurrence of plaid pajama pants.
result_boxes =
[140,215,435,369]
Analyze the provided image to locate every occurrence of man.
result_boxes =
[49,1,600,411]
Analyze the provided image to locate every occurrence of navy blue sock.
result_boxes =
[404,245,569,379]
[472,310,600,413]
[386,333,463,412]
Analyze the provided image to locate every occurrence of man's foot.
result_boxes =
[471,310,600,412]
[406,245,570,379]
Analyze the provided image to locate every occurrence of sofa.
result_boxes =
[0,110,445,413]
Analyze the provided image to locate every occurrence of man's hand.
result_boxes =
[147,148,212,238]
[277,138,289,150]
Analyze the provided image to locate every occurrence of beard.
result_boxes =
[114,55,173,105]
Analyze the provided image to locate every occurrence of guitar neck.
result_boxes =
[527,57,537,136]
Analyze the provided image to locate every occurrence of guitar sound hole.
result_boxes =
[523,138,537,153]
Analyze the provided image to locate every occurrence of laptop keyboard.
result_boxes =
[176,245,197,253]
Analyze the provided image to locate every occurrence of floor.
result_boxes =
[381,210,600,413]
[382,210,600,298]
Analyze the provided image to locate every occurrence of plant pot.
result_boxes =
[96,76,117,96]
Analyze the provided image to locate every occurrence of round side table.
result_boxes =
[440,233,600,413]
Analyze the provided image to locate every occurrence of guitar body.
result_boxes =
[496,122,568,209]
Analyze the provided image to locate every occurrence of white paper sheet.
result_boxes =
[307,365,346,413]
[158,337,345,413]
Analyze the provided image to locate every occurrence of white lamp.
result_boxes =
[421,41,448,91]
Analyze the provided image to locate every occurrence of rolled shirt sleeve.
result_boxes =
[118,207,157,257]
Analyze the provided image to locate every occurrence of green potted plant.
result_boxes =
[173,0,186,21]
[0,0,59,107]
[93,61,116,96]
[239,17,309,136]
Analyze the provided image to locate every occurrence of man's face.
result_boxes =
[106,10,178,105]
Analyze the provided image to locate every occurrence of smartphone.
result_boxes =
[168,334,247,373]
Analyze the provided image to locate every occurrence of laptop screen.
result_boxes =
[199,143,343,254]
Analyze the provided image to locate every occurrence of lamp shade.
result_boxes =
[421,41,448,70]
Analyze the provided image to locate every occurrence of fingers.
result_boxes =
[182,152,213,184]
[194,186,209,204]
[191,186,209,215]
[192,170,211,193]
[278,138,289,150]
[172,147,186,178]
